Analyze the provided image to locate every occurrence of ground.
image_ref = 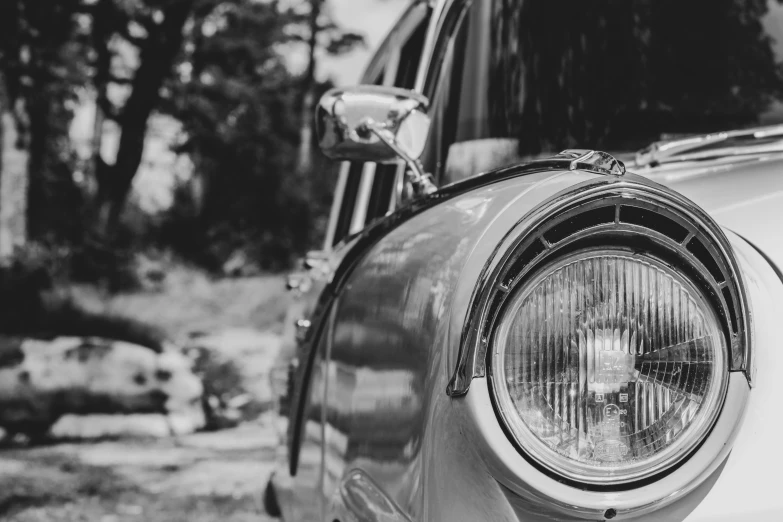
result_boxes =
[66,267,292,339]
[0,269,291,521]
[0,415,283,521]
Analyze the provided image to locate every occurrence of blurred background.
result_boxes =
[5,0,783,520]
[0,0,405,520]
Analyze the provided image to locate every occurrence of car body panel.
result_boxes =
[643,153,783,274]
[274,149,783,520]
[682,232,783,521]
[315,187,782,521]
[320,168,604,521]
[276,0,783,514]
[444,376,747,521]
[273,152,783,520]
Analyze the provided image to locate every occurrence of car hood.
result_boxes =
[636,154,783,274]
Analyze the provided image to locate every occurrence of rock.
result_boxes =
[51,414,180,439]
[221,250,261,277]
[0,336,205,439]
[134,254,167,291]
[188,328,282,409]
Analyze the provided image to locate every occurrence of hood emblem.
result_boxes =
[556,149,626,176]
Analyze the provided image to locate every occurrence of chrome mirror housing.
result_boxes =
[316,85,436,196]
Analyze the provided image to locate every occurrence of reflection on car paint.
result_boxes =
[320,190,504,519]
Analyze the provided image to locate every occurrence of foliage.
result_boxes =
[161,0,303,269]
[0,242,170,348]
[157,0,356,270]
[0,0,89,245]
[0,437,277,521]
[0,0,364,279]
[509,0,783,154]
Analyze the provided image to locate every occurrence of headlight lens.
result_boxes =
[491,249,728,484]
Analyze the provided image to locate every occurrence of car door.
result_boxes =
[279,3,431,521]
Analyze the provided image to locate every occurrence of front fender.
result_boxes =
[321,167,603,521]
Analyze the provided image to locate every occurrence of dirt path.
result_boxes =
[0,415,282,521]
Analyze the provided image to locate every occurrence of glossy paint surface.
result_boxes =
[312,167,603,521]
[276,155,783,522]
[281,0,783,517]
[642,154,783,276]
[321,177,536,520]
[683,232,783,520]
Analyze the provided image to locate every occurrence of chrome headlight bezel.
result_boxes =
[449,174,751,490]
[489,247,730,485]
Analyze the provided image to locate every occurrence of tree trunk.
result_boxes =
[25,93,48,241]
[0,77,4,261]
[296,0,322,175]
[0,83,28,261]
[94,0,194,238]
[87,0,112,202]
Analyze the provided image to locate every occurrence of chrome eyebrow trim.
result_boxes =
[635,123,783,167]
[448,175,751,396]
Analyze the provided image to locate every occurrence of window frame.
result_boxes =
[322,1,431,251]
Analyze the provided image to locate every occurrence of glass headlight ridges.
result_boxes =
[493,250,727,483]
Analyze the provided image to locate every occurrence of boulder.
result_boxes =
[188,328,282,406]
[187,328,283,426]
[0,336,204,440]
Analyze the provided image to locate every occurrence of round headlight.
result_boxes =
[491,248,729,485]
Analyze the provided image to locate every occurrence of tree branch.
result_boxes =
[116,24,148,48]
[99,0,196,236]
[108,74,134,85]
[97,95,121,122]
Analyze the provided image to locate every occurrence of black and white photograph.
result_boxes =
[0,0,781,520]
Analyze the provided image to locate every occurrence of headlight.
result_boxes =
[491,248,729,485]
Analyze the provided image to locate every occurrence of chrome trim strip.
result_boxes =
[413,0,446,93]
[389,162,406,212]
[349,162,377,234]
[636,123,783,167]
[382,48,401,87]
[323,162,350,250]
[360,0,429,84]
[414,0,465,94]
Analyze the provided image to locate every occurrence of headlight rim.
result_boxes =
[488,246,731,488]
[448,177,751,398]
[469,371,750,517]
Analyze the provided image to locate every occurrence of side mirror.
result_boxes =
[316,85,436,196]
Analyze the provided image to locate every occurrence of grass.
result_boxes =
[0,263,288,521]
[0,452,138,521]
[0,423,280,522]
[63,264,291,341]
[1,460,269,522]
[6,489,267,522]
[49,263,292,425]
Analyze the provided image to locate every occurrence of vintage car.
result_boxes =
[267,1,783,520]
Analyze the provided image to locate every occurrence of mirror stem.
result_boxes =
[361,120,437,197]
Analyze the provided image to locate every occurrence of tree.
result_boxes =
[159,0,363,269]
[162,0,303,268]
[0,0,87,251]
[89,0,197,237]
[507,0,783,155]
[0,0,365,274]
[293,0,364,174]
